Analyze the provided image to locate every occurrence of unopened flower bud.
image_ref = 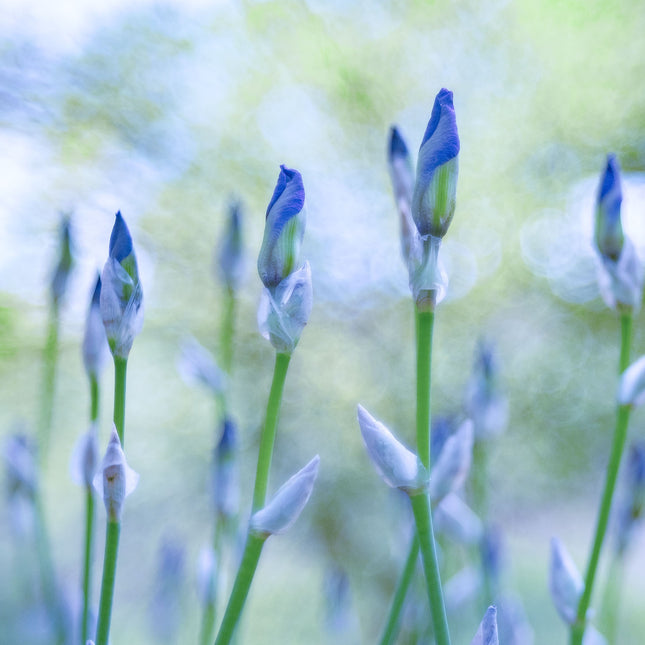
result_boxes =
[196,546,217,606]
[549,537,583,625]
[594,155,624,262]
[100,212,144,359]
[429,419,474,502]
[50,215,74,308]
[257,261,312,354]
[357,405,427,495]
[93,426,139,522]
[70,423,99,489]
[615,441,645,554]
[470,606,498,645]
[434,493,483,544]
[411,88,460,239]
[617,355,645,407]
[250,455,319,537]
[257,165,306,289]
[217,199,245,292]
[212,417,239,519]
[178,337,226,394]
[4,433,37,499]
[82,274,108,380]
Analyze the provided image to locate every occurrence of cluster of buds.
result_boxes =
[593,155,644,313]
[257,166,313,355]
[388,88,460,310]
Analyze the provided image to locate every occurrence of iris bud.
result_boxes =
[618,355,645,407]
[70,423,99,489]
[257,166,306,289]
[615,441,645,555]
[549,537,583,625]
[434,493,483,544]
[429,419,474,503]
[594,155,624,262]
[217,199,245,292]
[100,212,144,359]
[411,88,460,239]
[178,337,226,394]
[250,455,320,537]
[470,606,498,645]
[82,274,108,380]
[212,417,239,520]
[50,215,74,308]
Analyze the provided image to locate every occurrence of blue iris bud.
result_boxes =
[257,165,306,289]
[615,441,645,555]
[217,199,245,292]
[82,274,108,380]
[212,417,239,521]
[411,88,460,239]
[594,154,624,262]
[100,212,144,359]
[50,215,74,308]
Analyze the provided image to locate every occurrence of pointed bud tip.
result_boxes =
[389,126,409,161]
[109,211,134,262]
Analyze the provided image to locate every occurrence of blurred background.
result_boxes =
[1,0,645,643]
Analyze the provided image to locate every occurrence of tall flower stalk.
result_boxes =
[377,89,459,645]
[94,212,143,645]
[214,166,316,645]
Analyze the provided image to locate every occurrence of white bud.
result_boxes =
[177,337,226,394]
[596,237,643,313]
[618,355,645,407]
[196,547,217,606]
[429,419,474,502]
[70,424,99,489]
[470,606,498,645]
[357,405,427,494]
[82,276,108,379]
[434,493,483,544]
[409,235,448,311]
[549,537,583,625]
[93,426,139,522]
[250,456,319,537]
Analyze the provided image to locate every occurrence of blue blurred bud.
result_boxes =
[615,441,645,555]
[470,606,498,645]
[196,546,217,607]
[93,426,139,522]
[411,88,460,239]
[178,337,226,394]
[388,126,419,266]
[594,155,624,262]
[70,423,99,489]
[149,537,185,643]
[357,405,428,494]
[257,165,306,289]
[212,417,239,520]
[250,455,320,537]
[82,274,108,380]
[480,526,504,590]
[50,215,74,308]
[100,212,144,359]
[549,537,583,625]
[429,419,473,502]
[444,566,481,612]
[617,354,645,407]
[217,199,245,291]
[4,433,38,499]
[434,493,483,544]
[257,261,313,354]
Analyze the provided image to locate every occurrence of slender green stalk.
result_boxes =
[113,357,127,445]
[378,535,420,645]
[90,374,100,422]
[416,310,435,469]
[599,553,624,644]
[409,493,451,645]
[220,287,236,376]
[95,521,121,645]
[37,305,60,465]
[571,313,633,645]
[251,352,291,512]
[213,534,265,645]
[472,441,494,608]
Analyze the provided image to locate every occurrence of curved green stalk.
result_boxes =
[113,357,127,445]
[251,352,291,512]
[213,534,265,645]
[378,535,420,645]
[95,521,121,645]
[571,313,633,645]
[409,493,451,645]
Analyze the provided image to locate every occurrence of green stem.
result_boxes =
[472,441,494,608]
[37,305,60,465]
[213,534,265,645]
[95,521,121,645]
[378,535,420,645]
[599,552,624,644]
[90,374,99,422]
[251,352,291,512]
[81,488,95,645]
[409,493,451,645]
[113,357,128,445]
[571,313,633,645]
[415,309,435,469]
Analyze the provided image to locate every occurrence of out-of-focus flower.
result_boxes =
[196,546,217,607]
[50,215,74,308]
[615,441,645,555]
[70,423,99,489]
[496,595,535,645]
[212,417,239,520]
[4,433,37,499]
[93,426,139,522]
[257,261,313,354]
[411,88,460,240]
[594,155,624,262]
[549,537,583,625]
[617,355,645,407]
[177,337,226,394]
[480,526,505,591]
[357,405,427,495]
[217,199,245,292]
[444,566,481,611]
[434,493,483,544]
[465,340,509,440]
[250,456,319,537]
[82,274,108,380]
[257,166,306,289]
[149,537,185,643]
[100,212,144,359]
[429,419,473,502]
[470,605,498,645]
[323,567,358,636]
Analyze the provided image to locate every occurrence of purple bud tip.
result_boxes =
[91,273,102,307]
[217,417,237,453]
[599,154,621,202]
[389,126,409,161]
[421,88,460,154]
[109,211,134,262]
[265,165,305,220]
